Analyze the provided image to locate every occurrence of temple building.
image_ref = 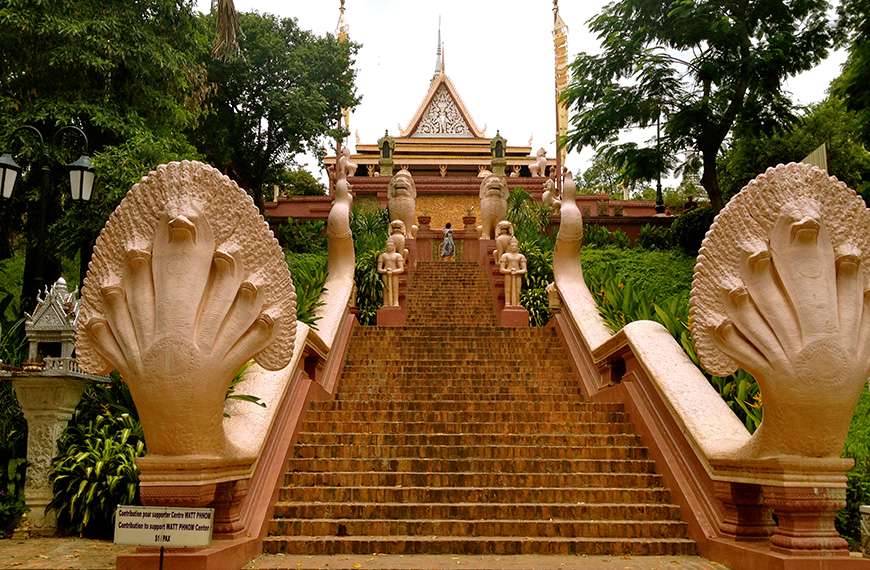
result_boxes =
[265,30,660,233]
[325,47,555,228]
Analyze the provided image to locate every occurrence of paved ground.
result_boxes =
[245,554,729,569]
[0,539,730,570]
[0,538,133,569]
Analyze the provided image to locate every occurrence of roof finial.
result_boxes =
[433,16,444,80]
[337,0,348,41]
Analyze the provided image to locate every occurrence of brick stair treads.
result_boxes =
[263,260,697,557]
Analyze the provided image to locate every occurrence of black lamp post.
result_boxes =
[1,125,96,316]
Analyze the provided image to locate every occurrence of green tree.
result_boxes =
[0,0,209,314]
[276,168,326,197]
[832,0,870,147]
[563,0,835,211]
[193,12,359,212]
[719,97,870,204]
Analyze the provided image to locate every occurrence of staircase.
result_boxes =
[261,261,696,557]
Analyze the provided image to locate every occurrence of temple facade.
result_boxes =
[323,56,555,228]
[265,39,659,232]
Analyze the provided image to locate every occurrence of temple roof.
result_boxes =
[400,71,484,138]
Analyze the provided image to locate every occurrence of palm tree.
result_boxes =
[211,0,240,61]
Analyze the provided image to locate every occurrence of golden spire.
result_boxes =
[553,0,569,169]
[338,0,350,143]
[337,0,348,42]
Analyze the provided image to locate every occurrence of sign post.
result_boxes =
[114,505,214,569]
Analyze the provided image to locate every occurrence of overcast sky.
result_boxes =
[195,0,847,182]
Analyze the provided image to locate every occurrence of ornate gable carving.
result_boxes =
[411,84,472,137]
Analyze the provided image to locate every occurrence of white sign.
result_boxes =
[114,506,214,547]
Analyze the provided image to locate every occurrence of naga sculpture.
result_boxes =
[542,177,561,212]
[76,161,296,459]
[478,174,509,240]
[690,163,870,460]
[492,220,514,265]
[387,169,418,238]
[528,147,547,177]
[499,237,527,307]
[377,239,405,307]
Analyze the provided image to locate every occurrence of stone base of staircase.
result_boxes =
[376,306,406,326]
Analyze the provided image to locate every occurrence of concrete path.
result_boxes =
[246,554,729,569]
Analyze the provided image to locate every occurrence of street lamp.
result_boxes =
[0,125,95,202]
[0,153,20,199]
[2,125,96,320]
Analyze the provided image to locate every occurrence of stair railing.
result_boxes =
[551,166,870,569]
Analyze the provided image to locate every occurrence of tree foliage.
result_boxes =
[193,12,359,211]
[833,0,870,147]
[563,0,835,211]
[0,0,210,312]
[719,97,870,205]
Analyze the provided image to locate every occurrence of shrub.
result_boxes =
[0,381,27,536]
[837,391,870,550]
[507,189,555,325]
[671,205,716,255]
[275,219,327,254]
[285,252,328,327]
[581,247,762,432]
[582,224,630,248]
[350,206,389,325]
[48,377,144,537]
[637,223,674,250]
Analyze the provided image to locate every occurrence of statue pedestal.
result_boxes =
[500,307,529,328]
[11,376,89,536]
[377,306,406,327]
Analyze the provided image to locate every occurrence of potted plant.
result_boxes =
[417,212,431,227]
[462,207,476,227]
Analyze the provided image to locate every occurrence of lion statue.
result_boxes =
[528,147,548,177]
[387,169,418,238]
[478,174,509,240]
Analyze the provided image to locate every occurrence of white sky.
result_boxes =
[195,0,847,184]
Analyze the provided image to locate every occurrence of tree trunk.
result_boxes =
[700,149,724,212]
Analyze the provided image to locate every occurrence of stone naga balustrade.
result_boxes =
[75,160,357,569]
[550,164,870,569]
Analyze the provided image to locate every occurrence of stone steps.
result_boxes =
[263,260,694,557]
[271,501,681,521]
[285,457,658,474]
[282,471,664,488]
[268,518,689,539]
[261,536,697,556]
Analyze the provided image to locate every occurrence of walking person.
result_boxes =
[440,222,455,261]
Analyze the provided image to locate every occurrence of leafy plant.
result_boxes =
[0,380,27,536]
[276,219,327,254]
[224,361,265,415]
[350,206,389,325]
[671,205,716,256]
[582,247,761,431]
[506,189,555,326]
[47,375,143,537]
[582,224,630,249]
[637,223,674,251]
[837,390,870,549]
[48,411,144,537]
[286,252,328,327]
